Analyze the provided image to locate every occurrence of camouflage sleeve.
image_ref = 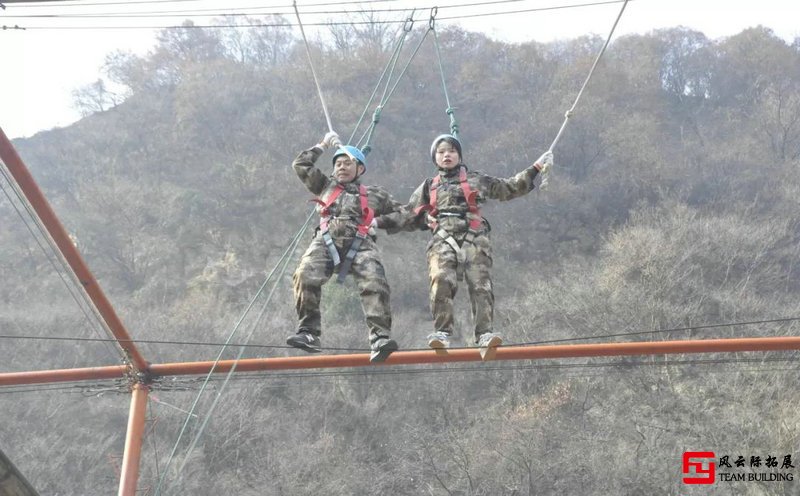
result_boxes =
[478,166,540,201]
[368,186,403,216]
[292,146,330,196]
[376,180,430,234]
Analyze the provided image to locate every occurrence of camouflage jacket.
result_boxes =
[377,164,539,236]
[293,146,400,243]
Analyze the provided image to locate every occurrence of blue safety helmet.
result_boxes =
[332,145,367,170]
[430,134,462,165]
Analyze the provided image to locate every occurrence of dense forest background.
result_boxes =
[1,15,800,495]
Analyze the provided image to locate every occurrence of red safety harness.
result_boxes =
[311,183,374,283]
[415,167,482,232]
[414,167,482,280]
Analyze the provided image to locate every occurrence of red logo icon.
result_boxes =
[683,451,716,484]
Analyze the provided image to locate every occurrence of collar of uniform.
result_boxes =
[437,164,466,179]
[331,177,362,189]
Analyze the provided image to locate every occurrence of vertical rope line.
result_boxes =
[293,1,334,132]
[539,0,629,190]
[547,0,629,153]
[431,25,459,139]
[354,27,432,150]
[348,13,413,147]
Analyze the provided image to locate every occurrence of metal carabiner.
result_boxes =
[429,6,438,30]
[403,9,416,33]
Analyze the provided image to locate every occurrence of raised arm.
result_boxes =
[483,150,553,201]
[292,131,342,195]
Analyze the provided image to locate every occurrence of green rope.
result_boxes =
[172,213,311,485]
[354,26,433,151]
[348,12,414,152]
[430,10,460,140]
[154,210,315,495]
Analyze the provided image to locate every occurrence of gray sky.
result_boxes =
[1,0,797,140]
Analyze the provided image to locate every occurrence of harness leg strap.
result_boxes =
[437,229,466,281]
[337,233,366,283]
[322,231,341,266]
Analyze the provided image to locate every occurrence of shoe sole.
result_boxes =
[479,335,502,361]
[370,340,399,363]
[428,338,449,356]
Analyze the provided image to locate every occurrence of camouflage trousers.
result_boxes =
[427,231,494,342]
[292,235,392,342]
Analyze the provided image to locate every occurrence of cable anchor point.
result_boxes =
[429,6,438,29]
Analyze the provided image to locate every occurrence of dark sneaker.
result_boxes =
[370,337,398,363]
[476,332,502,349]
[427,331,451,349]
[286,330,321,353]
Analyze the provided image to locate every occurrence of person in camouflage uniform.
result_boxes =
[377,134,553,352]
[287,131,401,363]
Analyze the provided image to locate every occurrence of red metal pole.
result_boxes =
[118,383,149,496]
[0,364,128,386]
[0,126,148,371]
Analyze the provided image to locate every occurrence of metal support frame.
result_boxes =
[0,127,150,495]
[119,383,149,496]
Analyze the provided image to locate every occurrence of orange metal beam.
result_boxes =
[0,364,128,386]
[0,126,148,371]
[118,383,149,496]
[148,335,800,377]
[2,335,799,388]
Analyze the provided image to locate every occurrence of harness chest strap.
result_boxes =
[337,184,374,283]
[311,184,345,266]
[310,183,374,281]
[413,167,483,233]
[413,168,482,280]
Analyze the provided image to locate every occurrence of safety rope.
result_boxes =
[349,10,415,154]
[293,0,334,133]
[430,7,460,139]
[540,0,629,188]
[154,211,314,495]
[353,26,433,151]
